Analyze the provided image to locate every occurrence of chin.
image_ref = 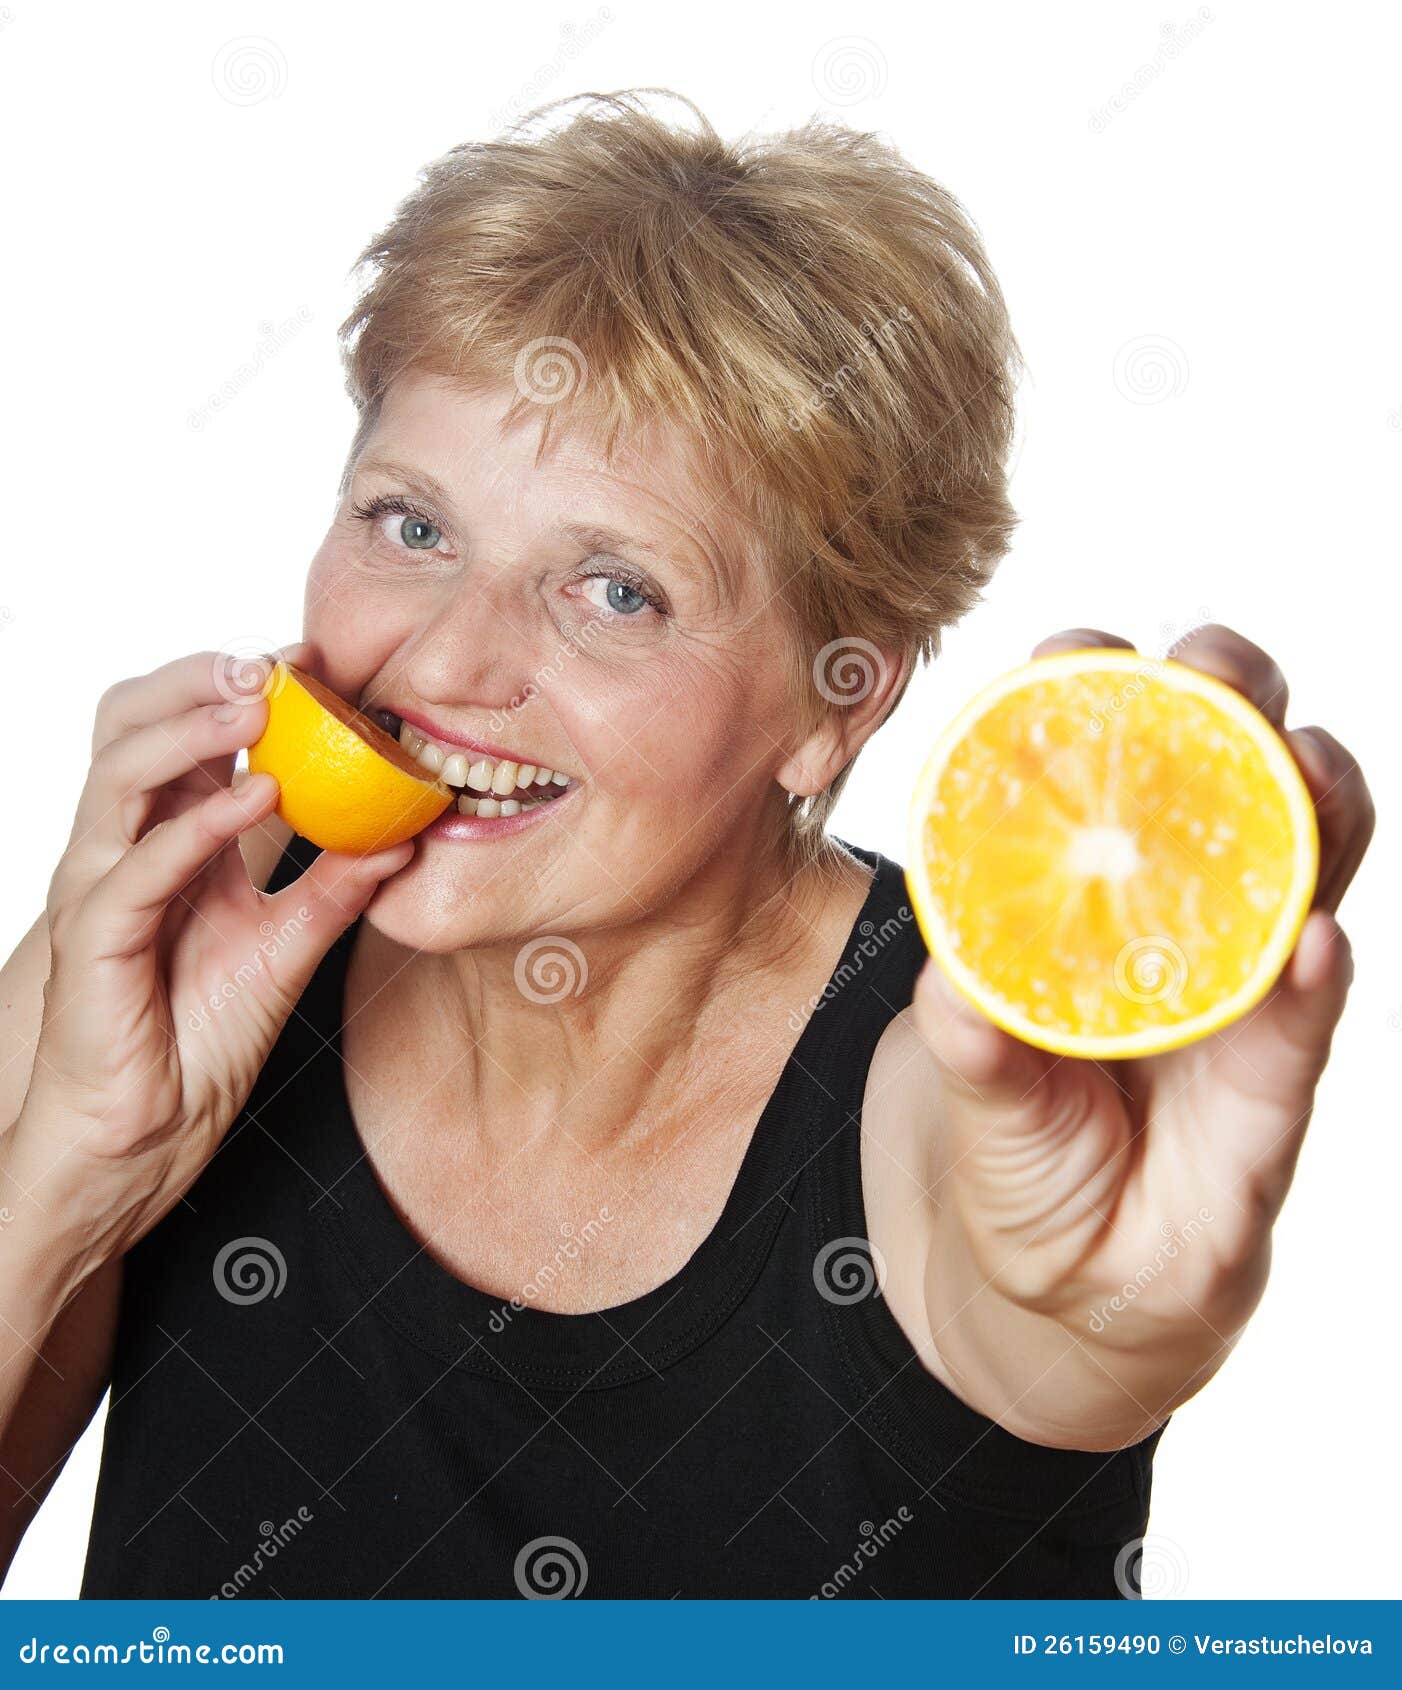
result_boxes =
[359,852,509,954]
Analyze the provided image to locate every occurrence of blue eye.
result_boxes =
[578,570,666,618]
[348,493,447,554]
[398,514,441,550]
[606,579,647,615]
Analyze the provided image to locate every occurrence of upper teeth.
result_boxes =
[398,721,572,796]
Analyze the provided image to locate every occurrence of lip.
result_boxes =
[389,704,568,774]
[423,779,581,842]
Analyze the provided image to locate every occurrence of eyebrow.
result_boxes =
[354,458,677,570]
[559,523,667,565]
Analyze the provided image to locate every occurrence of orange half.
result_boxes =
[905,649,1318,1059]
[247,663,452,854]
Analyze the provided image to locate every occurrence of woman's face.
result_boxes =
[304,370,810,951]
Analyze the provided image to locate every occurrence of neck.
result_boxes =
[354,828,868,1159]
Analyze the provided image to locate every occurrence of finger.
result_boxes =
[1285,726,1375,913]
[91,645,294,755]
[1031,628,1136,659]
[75,775,282,960]
[276,640,317,673]
[70,696,270,857]
[1210,912,1354,1212]
[910,956,1060,1127]
[252,841,416,1005]
[1168,623,1289,727]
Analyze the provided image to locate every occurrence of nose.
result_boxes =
[400,567,535,716]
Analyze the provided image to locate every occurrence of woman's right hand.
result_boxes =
[7,647,412,1273]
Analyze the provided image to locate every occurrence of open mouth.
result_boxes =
[366,707,576,820]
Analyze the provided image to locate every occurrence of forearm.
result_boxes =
[0,1117,109,1441]
[922,1204,1268,1451]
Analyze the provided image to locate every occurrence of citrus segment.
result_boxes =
[247,663,452,854]
[905,650,1318,1058]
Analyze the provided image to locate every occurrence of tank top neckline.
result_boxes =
[291,836,912,1392]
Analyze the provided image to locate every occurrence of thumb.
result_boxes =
[256,840,415,1003]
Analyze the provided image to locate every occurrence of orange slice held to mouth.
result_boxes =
[905,649,1319,1059]
[246,663,453,854]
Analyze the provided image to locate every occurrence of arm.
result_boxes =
[873,624,1371,1451]
[0,785,296,1575]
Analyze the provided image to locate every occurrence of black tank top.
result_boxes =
[81,836,1163,1599]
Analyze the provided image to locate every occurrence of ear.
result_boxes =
[776,640,913,798]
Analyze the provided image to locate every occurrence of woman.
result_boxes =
[0,92,1371,1599]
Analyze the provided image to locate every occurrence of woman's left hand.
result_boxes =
[909,623,1374,1447]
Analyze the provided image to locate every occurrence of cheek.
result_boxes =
[558,642,778,805]
[303,550,414,701]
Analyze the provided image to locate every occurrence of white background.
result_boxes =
[1,0,1397,1600]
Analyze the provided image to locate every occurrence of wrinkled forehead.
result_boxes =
[344,370,767,608]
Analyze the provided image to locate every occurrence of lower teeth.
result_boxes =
[457,790,559,818]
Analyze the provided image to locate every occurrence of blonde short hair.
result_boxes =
[338,89,1022,855]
